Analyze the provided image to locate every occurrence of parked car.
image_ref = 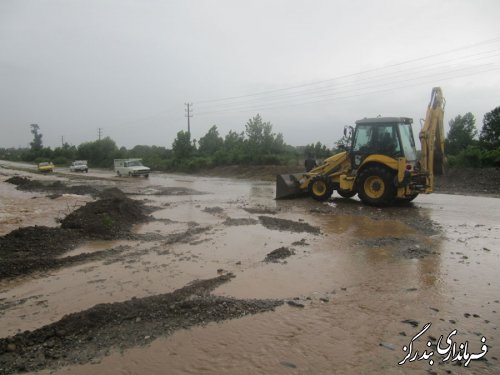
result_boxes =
[37,162,54,173]
[70,160,88,173]
[114,159,150,177]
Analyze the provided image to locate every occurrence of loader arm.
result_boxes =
[418,87,446,192]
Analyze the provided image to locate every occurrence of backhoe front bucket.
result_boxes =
[275,174,303,199]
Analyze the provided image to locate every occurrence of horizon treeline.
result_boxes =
[0,114,334,172]
[1,108,499,171]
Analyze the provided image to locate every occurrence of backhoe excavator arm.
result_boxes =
[418,87,446,192]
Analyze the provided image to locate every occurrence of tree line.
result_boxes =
[0,114,333,172]
[445,107,500,167]
[1,107,499,171]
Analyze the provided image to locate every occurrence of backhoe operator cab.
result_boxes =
[351,117,417,168]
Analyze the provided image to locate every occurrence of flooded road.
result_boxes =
[0,162,499,374]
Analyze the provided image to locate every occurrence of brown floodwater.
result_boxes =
[0,164,498,374]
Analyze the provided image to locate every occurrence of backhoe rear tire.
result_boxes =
[337,189,357,199]
[357,166,396,206]
[308,175,333,201]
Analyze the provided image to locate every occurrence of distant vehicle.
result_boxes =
[37,162,54,173]
[114,159,150,178]
[69,160,88,173]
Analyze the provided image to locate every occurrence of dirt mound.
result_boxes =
[258,215,321,234]
[264,247,295,262]
[5,176,99,197]
[6,176,44,189]
[0,188,151,279]
[61,188,149,238]
[5,176,31,186]
[0,275,283,374]
[0,226,82,279]
[223,217,259,226]
[434,167,500,195]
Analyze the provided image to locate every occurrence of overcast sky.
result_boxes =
[1,0,500,149]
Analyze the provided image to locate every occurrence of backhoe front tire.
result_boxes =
[357,166,396,206]
[309,176,333,201]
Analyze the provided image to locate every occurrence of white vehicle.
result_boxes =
[114,159,150,178]
[69,160,88,173]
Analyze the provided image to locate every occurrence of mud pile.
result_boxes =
[0,226,82,279]
[0,274,283,374]
[264,247,294,262]
[434,167,500,195]
[258,215,321,234]
[61,188,148,238]
[5,176,99,197]
[0,188,150,279]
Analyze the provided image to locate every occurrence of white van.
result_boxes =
[114,159,150,178]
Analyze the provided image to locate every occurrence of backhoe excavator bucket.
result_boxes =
[275,173,304,199]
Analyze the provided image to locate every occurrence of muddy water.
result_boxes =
[1,165,499,374]
[0,172,92,235]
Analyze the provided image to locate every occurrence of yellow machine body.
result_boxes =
[276,88,446,206]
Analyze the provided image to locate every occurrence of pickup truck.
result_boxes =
[37,162,54,173]
[114,159,150,178]
[70,160,88,173]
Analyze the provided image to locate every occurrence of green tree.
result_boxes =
[30,124,43,152]
[198,125,223,156]
[480,106,500,149]
[304,142,331,159]
[445,113,477,155]
[77,137,119,167]
[52,143,77,164]
[224,130,245,151]
[244,114,285,161]
[172,130,194,159]
[212,130,246,164]
[245,114,271,152]
[128,145,171,170]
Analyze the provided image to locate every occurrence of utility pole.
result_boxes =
[61,136,64,147]
[98,128,103,140]
[184,103,193,135]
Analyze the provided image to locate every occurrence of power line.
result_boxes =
[195,36,500,105]
[196,49,500,113]
[196,62,500,116]
[195,49,500,114]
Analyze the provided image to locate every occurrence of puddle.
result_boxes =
[0,179,92,235]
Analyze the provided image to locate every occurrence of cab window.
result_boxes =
[353,124,400,156]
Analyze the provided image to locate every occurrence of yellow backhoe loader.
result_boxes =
[276,87,446,206]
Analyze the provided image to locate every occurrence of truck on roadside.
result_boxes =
[114,159,150,178]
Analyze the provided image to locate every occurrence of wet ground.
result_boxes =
[0,161,499,374]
